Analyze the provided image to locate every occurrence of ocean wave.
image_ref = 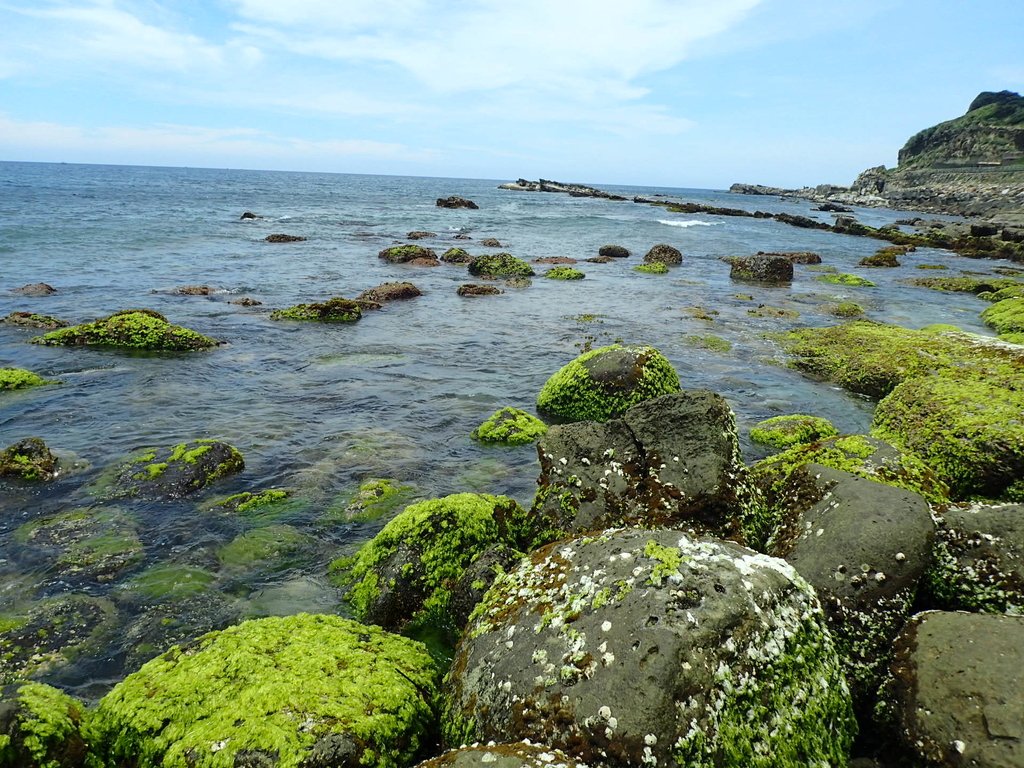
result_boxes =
[658,219,715,228]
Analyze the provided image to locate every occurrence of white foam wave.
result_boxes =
[658,219,715,228]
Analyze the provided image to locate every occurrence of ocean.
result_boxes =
[0,161,1001,697]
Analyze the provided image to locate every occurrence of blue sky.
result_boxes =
[1,0,1021,188]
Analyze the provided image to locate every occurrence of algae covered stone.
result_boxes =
[467,253,534,279]
[749,414,839,449]
[323,478,416,524]
[815,273,875,287]
[0,681,90,768]
[0,368,53,392]
[980,296,1024,340]
[100,440,244,500]
[331,493,533,638]
[471,407,547,446]
[31,310,218,351]
[90,614,439,768]
[543,267,585,280]
[633,262,668,274]
[536,344,680,422]
[0,437,59,482]
[270,297,362,322]
[643,243,682,266]
[443,528,856,767]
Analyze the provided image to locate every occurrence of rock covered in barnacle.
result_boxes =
[415,742,590,768]
[443,528,856,768]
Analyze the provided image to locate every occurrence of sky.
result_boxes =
[1,0,1022,189]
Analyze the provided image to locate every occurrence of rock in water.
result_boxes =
[0,681,90,767]
[642,243,682,266]
[726,254,794,284]
[99,440,244,500]
[0,437,59,481]
[30,310,218,351]
[436,196,479,209]
[443,528,856,767]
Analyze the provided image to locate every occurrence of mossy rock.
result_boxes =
[0,369,53,392]
[643,243,682,265]
[1,312,69,330]
[14,507,142,584]
[749,414,839,449]
[378,244,438,264]
[467,253,534,279]
[908,275,1021,295]
[216,525,315,572]
[0,438,58,482]
[981,284,1024,302]
[747,305,798,319]
[203,488,297,521]
[471,407,548,446]
[0,681,90,768]
[981,296,1024,339]
[322,478,417,524]
[31,311,218,351]
[683,334,732,352]
[543,267,585,280]
[117,564,218,603]
[97,440,244,501]
[815,273,875,287]
[827,301,865,318]
[440,247,474,264]
[536,344,680,422]
[858,247,903,267]
[330,493,532,640]
[270,297,362,322]
[89,614,439,768]
[634,262,669,274]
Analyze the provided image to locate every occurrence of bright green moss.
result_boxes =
[536,344,681,422]
[31,311,217,351]
[908,275,1021,295]
[643,540,683,585]
[815,273,875,287]
[634,263,669,274]
[543,267,585,280]
[471,407,548,446]
[684,334,732,352]
[749,414,839,449]
[467,253,535,278]
[0,682,89,768]
[217,525,313,571]
[441,247,473,264]
[0,368,53,392]
[980,297,1024,339]
[270,297,362,322]
[323,479,416,524]
[89,614,439,768]
[208,489,292,516]
[828,301,864,318]
[378,244,437,263]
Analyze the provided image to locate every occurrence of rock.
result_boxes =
[264,233,306,243]
[828,301,865,318]
[586,255,614,264]
[229,297,262,306]
[533,256,577,264]
[777,212,832,230]
[471,407,547,446]
[408,256,441,267]
[329,493,535,638]
[858,246,905,267]
[453,233,472,240]
[31,310,219,351]
[634,263,668,274]
[13,283,56,296]
[467,253,534,279]
[321,478,415,524]
[98,440,244,500]
[543,267,585,280]
[436,196,479,209]
[205,488,294,518]
[981,296,1024,342]
[498,179,628,201]
[749,414,839,449]
[769,464,935,712]
[598,244,630,258]
[535,344,680,422]
[0,682,90,767]
[270,297,362,322]
[217,524,315,574]
[442,528,856,766]
[725,254,794,284]
[417,743,588,768]
[888,611,1024,767]
[815,201,854,212]
[89,615,439,768]
[378,244,438,264]
[747,304,798,319]
[758,250,822,264]
[407,230,436,240]
[172,284,214,295]
[0,368,54,392]
[479,238,502,247]
[457,284,502,297]
[816,273,876,287]
[239,211,260,220]
[357,282,422,303]
[531,390,753,539]
[922,502,1024,613]
[642,243,682,266]
[0,437,59,481]
[441,247,474,264]
[1,312,68,329]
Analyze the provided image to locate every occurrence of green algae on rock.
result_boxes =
[0,438,59,482]
[97,440,244,500]
[536,344,680,422]
[543,267,585,280]
[118,564,218,602]
[1,312,68,330]
[217,524,315,573]
[269,297,362,322]
[471,407,548,446]
[0,681,90,768]
[908,275,1021,295]
[749,414,839,449]
[89,614,439,768]
[0,368,53,392]
[683,334,732,352]
[31,310,218,351]
[331,493,533,638]
[443,528,856,767]
[633,262,669,274]
[815,273,876,287]
[980,296,1024,339]
[204,488,294,518]
[467,253,535,279]
[378,244,438,264]
[827,301,865,318]
[441,247,474,264]
[322,478,416,524]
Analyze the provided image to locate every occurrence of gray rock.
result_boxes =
[769,464,935,710]
[725,254,794,284]
[642,243,682,266]
[923,502,1024,614]
[417,743,589,768]
[13,283,57,296]
[99,440,244,500]
[889,611,1024,767]
[443,528,856,767]
[437,196,479,210]
[598,244,630,258]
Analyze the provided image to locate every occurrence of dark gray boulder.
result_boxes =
[436,196,479,209]
[888,611,1024,767]
[769,464,935,712]
[726,254,794,284]
[13,283,57,296]
[98,440,244,500]
[642,243,682,266]
[599,244,630,258]
[443,528,857,767]
[356,281,422,303]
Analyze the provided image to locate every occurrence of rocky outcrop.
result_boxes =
[357,282,422,303]
[12,283,57,296]
[642,243,682,266]
[0,437,59,481]
[436,196,479,209]
[264,233,306,243]
[456,284,502,297]
[99,440,244,500]
[30,310,219,351]
[725,254,794,284]
[498,178,628,201]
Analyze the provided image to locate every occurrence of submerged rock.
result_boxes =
[1,311,68,329]
[270,297,362,322]
[407,230,436,240]
[0,681,90,768]
[264,233,306,243]
[357,281,422,303]
[89,614,439,768]
[479,238,502,247]
[457,284,502,297]
[468,253,534,279]
[31,310,219,351]
[749,414,839,449]
[443,528,856,767]
[0,437,59,482]
[642,243,682,266]
[471,407,548,446]
[417,743,588,768]
[323,478,416,524]
[12,283,57,296]
[0,368,53,392]
[98,440,244,500]
[536,344,680,422]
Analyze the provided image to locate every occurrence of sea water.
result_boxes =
[0,161,1004,696]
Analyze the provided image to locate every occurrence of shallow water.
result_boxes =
[0,161,1010,697]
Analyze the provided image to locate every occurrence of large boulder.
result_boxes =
[536,344,680,422]
[443,528,856,767]
[532,391,754,540]
[642,243,682,266]
[467,253,534,279]
[0,681,90,768]
[89,614,440,768]
[31,310,218,351]
[97,440,244,500]
[598,244,630,258]
[726,254,794,284]
[768,464,935,712]
[0,437,59,482]
[887,611,1024,767]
